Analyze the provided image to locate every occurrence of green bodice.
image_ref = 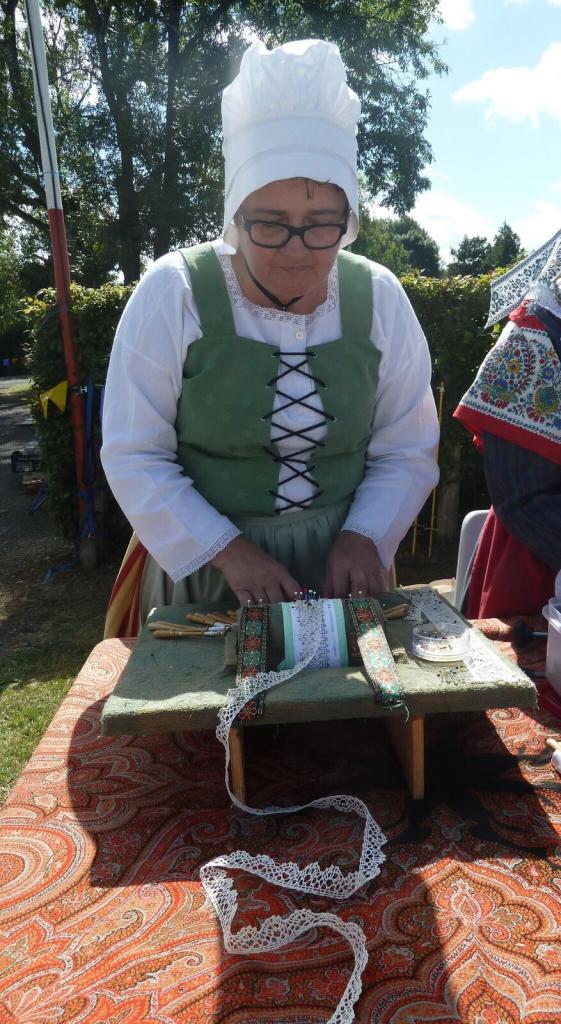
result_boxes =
[175,243,380,516]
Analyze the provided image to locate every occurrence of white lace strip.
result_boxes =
[199,599,387,1023]
[405,586,520,681]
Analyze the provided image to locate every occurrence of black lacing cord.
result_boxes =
[262,350,336,511]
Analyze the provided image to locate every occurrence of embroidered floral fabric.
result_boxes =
[455,298,561,462]
[485,228,561,327]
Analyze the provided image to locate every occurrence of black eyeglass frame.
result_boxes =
[241,215,348,250]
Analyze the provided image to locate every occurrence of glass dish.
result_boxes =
[411,622,471,663]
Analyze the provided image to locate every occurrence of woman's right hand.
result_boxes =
[210,536,302,606]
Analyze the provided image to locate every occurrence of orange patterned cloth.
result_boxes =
[1,631,561,1023]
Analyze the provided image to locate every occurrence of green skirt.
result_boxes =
[140,498,352,622]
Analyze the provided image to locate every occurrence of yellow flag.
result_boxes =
[40,380,68,418]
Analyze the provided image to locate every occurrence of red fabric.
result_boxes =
[453,403,561,466]
[467,507,556,618]
[2,636,561,1022]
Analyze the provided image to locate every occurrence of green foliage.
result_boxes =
[487,222,524,272]
[24,282,133,537]
[352,209,441,276]
[3,0,444,283]
[24,270,497,537]
[0,228,27,359]
[402,271,496,514]
[448,222,524,277]
[388,216,441,276]
[448,235,490,276]
[351,211,412,276]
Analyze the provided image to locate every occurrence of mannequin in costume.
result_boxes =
[454,229,561,618]
[101,39,439,638]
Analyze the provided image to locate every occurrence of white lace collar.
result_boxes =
[218,251,338,324]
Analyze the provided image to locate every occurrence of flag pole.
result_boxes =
[24,0,87,533]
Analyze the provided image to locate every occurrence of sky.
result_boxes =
[379,0,561,263]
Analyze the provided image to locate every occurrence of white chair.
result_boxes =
[453,509,489,609]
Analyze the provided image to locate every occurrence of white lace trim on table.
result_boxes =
[219,252,339,324]
[405,587,521,682]
[199,599,387,1024]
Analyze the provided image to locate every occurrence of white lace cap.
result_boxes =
[222,39,360,250]
[486,227,561,327]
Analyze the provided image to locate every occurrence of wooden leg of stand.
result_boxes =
[229,724,246,804]
[384,714,425,799]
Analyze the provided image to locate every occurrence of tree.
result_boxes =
[387,215,441,276]
[0,227,28,358]
[2,1,445,283]
[448,235,491,276]
[486,222,524,272]
[352,209,441,276]
[351,211,412,276]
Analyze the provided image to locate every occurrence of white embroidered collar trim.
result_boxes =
[486,228,561,328]
[219,252,338,324]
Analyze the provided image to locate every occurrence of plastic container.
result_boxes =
[411,622,471,663]
[543,598,561,696]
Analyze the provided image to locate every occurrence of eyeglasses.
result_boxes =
[241,216,348,250]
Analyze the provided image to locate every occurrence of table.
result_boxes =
[101,589,537,800]
[1,628,560,1024]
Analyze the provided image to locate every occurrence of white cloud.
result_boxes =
[438,0,476,30]
[411,189,494,262]
[513,200,561,251]
[550,181,561,194]
[453,42,561,125]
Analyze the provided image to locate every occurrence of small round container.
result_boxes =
[411,623,471,663]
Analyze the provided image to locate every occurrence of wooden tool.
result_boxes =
[148,620,206,634]
[152,626,206,634]
[187,613,223,626]
[383,603,410,621]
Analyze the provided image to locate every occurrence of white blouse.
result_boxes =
[101,240,439,581]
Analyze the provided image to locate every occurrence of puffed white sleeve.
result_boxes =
[342,264,439,570]
[100,252,241,581]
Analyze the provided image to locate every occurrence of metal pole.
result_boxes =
[24,0,87,525]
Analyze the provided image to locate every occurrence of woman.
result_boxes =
[454,228,561,618]
[101,38,439,637]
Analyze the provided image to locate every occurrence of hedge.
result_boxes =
[23,272,497,548]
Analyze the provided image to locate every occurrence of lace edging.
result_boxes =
[219,252,338,324]
[486,229,561,327]
[171,525,242,582]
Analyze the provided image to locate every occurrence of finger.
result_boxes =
[348,569,369,599]
[279,574,303,602]
[366,565,390,595]
[321,566,334,599]
[330,562,351,599]
[236,588,255,607]
[264,583,285,605]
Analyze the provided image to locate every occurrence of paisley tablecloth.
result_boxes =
[1,626,561,1023]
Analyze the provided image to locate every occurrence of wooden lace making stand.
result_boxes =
[101,588,536,801]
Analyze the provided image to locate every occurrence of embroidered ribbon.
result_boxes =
[237,596,403,719]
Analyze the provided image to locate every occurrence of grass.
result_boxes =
[0,659,76,805]
[0,555,120,804]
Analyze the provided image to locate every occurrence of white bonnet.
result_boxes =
[221,39,360,249]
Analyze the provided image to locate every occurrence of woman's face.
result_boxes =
[235,178,348,302]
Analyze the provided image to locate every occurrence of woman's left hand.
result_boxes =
[322,530,389,598]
